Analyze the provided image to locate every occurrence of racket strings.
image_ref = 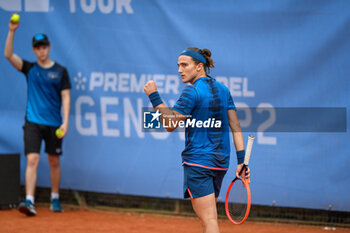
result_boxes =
[227,179,248,223]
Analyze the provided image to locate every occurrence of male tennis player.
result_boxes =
[4,17,71,216]
[144,47,250,233]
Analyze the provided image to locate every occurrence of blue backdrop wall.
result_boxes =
[1,0,349,211]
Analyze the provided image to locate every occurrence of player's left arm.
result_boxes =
[144,80,187,132]
[228,110,244,151]
[228,110,250,181]
[58,89,70,138]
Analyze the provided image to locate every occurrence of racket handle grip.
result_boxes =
[244,135,255,165]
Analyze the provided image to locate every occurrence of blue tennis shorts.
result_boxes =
[183,164,227,199]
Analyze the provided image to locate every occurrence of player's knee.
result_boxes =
[27,155,39,168]
[48,156,60,168]
[199,215,218,228]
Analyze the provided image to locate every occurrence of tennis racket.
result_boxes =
[225,134,255,225]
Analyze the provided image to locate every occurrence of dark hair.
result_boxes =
[187,47,215,74]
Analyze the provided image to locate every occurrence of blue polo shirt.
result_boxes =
[173,76,236,170]
[21,60,71,127]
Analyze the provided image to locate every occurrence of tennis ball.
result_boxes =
[55,129,64,137]
[11,13,20,23]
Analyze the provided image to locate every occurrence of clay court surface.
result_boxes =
[1,206,349,233]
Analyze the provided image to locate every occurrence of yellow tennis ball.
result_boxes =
[55,129,64,137]
[11,13,20,23]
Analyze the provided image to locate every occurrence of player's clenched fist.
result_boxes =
[144,80,158,95]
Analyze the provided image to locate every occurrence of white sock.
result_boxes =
[51,192,59,200]
[26,195,34,204]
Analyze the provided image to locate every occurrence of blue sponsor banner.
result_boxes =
[0,0,349,211]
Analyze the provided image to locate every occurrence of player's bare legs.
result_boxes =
[48,154,60,194]
[25,153,40,196]
[191,193,220,233]
[48,154,63,212]
[18,153,40,216]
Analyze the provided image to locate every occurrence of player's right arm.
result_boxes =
[4,20,23,71]
[144,80,187,132]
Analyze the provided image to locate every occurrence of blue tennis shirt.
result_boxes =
[173,77,236,170]
[21,60,71,127]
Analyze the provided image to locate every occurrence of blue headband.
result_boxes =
[180,49,206,64]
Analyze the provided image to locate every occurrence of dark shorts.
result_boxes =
[23,120,62,155]
[183,164,227,199]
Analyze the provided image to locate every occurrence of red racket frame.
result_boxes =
[225,178,251,225]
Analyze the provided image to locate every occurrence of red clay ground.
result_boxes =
[0,207,349,233]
